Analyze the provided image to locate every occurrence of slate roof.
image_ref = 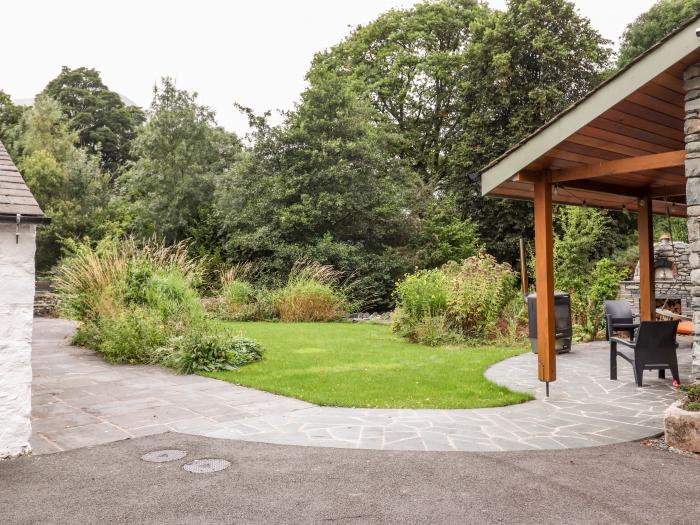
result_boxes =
[0,141,48,222]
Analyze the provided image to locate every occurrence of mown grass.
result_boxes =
[205,322,532,409]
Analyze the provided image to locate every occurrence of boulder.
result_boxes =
[664,401,700,453]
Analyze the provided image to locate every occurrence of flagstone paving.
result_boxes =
[30,318,691,454]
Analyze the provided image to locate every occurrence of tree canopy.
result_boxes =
[117,78,240,244]
[19,95,113,269]
[42,66,144,172]
[304,0,611,263]
[618,0,700,68]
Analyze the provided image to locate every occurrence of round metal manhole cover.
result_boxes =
[182,458,231,474]
[141,450,187,463]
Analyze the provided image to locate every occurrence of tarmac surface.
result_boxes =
[2,432,699,524]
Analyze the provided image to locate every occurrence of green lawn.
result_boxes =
[205,322,532,409]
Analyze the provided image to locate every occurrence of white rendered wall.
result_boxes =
[0,223,36,458]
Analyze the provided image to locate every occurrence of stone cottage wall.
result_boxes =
[0,223,36,458]
[684,63,700,380]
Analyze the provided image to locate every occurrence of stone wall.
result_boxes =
[0,223,36,458]
[619,279,692,318]
[684,62,700,380]
[633,240,690,279]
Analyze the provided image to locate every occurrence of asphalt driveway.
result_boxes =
[1,433,698,524]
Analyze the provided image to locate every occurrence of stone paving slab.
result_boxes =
[30,319,690,453]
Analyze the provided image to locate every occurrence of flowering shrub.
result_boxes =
[392,254,519,345]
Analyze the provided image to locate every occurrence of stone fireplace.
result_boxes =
[619,234,692,319]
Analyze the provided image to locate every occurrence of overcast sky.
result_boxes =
[2,0,658,135]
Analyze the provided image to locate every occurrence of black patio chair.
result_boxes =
[604,300,639,341]
[609,320,680,387]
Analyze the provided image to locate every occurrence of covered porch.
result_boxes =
[480,15,700,388]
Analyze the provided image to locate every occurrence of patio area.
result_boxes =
[30,318,691,454]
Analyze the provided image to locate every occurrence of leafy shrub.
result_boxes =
[587,258,624,339]
[220,279,256,317]
[393,268,449,319]
[273,261,356,322]
[172,327,265,374]
[549,207,627,341]
[680,383,700,412]
[223,279,255,307]
[392,254,519,345]
[94,308,168,364]
[445,256,517,339]
[409,314,463,347]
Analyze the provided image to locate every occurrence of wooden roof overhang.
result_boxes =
[480,15,700,218]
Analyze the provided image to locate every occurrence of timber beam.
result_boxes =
[514,150,685,184]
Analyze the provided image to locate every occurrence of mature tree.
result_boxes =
[304,0,611,264]
[458,0,612,260]
[118,78,240,244]
[19,95,113,269]
[218,77,432,304]
[42,66,144,172]
[310,0,486,189]
[618,0,700,68]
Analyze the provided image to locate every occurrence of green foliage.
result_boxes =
[413,196,480,267]
[393,269,449,320]
[0,90,25,153]
[654,215,688,243]
[588,258,625,338]
[218,76,418,306]
[93,307,168,364]
[19,96,116,270]
[273,262,356,322]
[553,207,612,293]
[618,0,700,68]
[171,327,264,374]
[222,279,255,310]
[118,77,240,244]
[393,254,519,345]
[124,263,204,322]
[42,66,145,172]
[680,383,700,411]
[549,207,625,340]
[53,238,263,373]
[445,256,518,339]
[308,0,611,264]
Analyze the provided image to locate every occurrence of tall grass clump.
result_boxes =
[392,254,520,345]
[53,238,263,372]
[207,262,277,321]
[273,261,359,322]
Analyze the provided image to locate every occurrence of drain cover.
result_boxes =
[182,458,231,474]
[141,449,187,463]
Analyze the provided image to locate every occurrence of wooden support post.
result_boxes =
[533,176,556,384]
[638,192,655,321]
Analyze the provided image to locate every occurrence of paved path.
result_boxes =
[30,319,690,454]
[4,433,699,524]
